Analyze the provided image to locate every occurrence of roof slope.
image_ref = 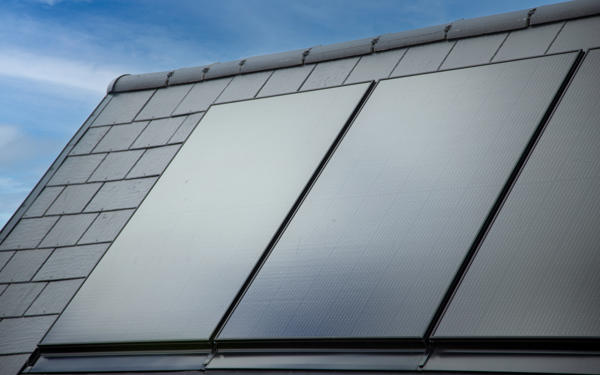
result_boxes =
[1,1,600,374]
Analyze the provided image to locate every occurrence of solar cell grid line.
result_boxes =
[217,51,580,342]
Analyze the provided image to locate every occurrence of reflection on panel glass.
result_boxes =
[220,53,578,339]
[435,50,600,338]
[43,83,370,345]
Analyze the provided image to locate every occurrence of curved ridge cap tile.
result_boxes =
[447,9,530,39]
[111,71,170,92]
[169,64,211,86]
[106,74,130,93]
[241,49,307,73]
[374,24,448,52]
[531,0,600,25]
[304,37,375,64]
[204,59,244,80]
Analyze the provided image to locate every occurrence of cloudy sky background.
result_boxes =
[0,0,559,227]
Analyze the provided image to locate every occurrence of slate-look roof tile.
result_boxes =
[38,214,98,248]
[390,41,455,77]
[0,251,13,270]
[127,145,180,178]
[0,217,58,250]
[0,283,46,317]
[92,90,154,126]
[493,23,564,61]
[0,354,29,375]
[92,122,148,152]
[215,70,273,103]
[257,65,314,97]
[548,15,600,53]
[22,187,63,218]
[135,84,193,120]
[70,126,110,155]
[131,117,186,148]
[79,209,134,244]
[45,183,102,215]
[345,49,406,83]
[0,249,52,283]
[441,33,507,69]
[47,154,105,186]
[33,244,109,281]
[168,113,204,143]
[88,150,144,181]
[0,316,56,354]
[172,77,231,115]
[301,57,359,90]
[26,279,84,315]
[84,177,157,211]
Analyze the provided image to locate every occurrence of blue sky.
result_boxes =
[0,0,560,228]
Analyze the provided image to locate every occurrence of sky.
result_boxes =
[0,0,561,228]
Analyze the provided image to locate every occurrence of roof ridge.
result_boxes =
[107,0,600,93]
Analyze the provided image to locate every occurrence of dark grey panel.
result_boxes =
[0,251,12,270]
[92,122,148,152]
[33,244,109,281]
[301,58,359,90]
[131,117,185,148]
[78,209,134,244]
[172,77,231,115]
[70,126,110,155]
[0,354,29,375]
[441,33,507,69]
[26,279,84,315]
[88,150,143,181]
[0,249,52,282]
[38,214,98,248]
[257,65,314,97]
[45,183,102,215]
[126,145,180,178]
[0,283,45,317]
[92,91,154,126]
[493,23,563,61]
[168,113,204,143]
[47,154,105,186]
[83,178,157,211]
[0,316,56,354]
[345,49,406,84]
[549,16,600,53]
[435,49,600,338]
[43,83,369,345]
[23,187,64,218]
[215,71,272,103]
[390,41,454,77]
[135,84,193,120]
[0,217,58,250]
[220,53,577,340]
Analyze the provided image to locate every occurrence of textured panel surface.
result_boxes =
[92,91,154,126]
[0,316,56,354]
[0,217,58,250]
[215,71,272,103]
[0,283,45,317]
[257,65,314,97]
[493,23,563,61]
[34,244,109,281]
[84,178,156,211]
[301,58,359,90]
[48,155,105,186]
[436,49,600,338]
[38,214,98,248]
[22,187,63,218]
[168,113,203,143]
[46,184,102,215]
[127,145,180,178]
[26,279,84,315]
[345,49,406,83]
[173,78,231,115]
[44,83,369,345]
[0,251,13,270]
[79,209,134,244]
[131,117,185,148]
[70,127,110,155]
[93,122,147,152]
[0,249,52,282]
[548,16,600,53]
[88,151,143,182]
[391,41,454,77]
[0,354,29,375]
[220,53,577,339]
[441,33,507,69]
[135,84,193,120]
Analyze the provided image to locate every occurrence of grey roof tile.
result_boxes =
[22,187,64,218]
[0,251,13,271]
[375,24,448,52]
[38,214,98,248]
[0,284,8,295]
[204,60,243,80]
[447,9,529,39]
[390,41,455,77]
[84,178,157,212]
[135,84,193,120]
[300,57,359,90]
[70,126,110,155]
[0,316,56,354]
[127,145,180,178]
[215,71,272,103]
[241,49,306,73]
[169,64,210,86]
[88,150,143,182]
[0,217,59,250]
[172,77,231,115]
[441,33,507,69]
[48,154,105,186]
[531,0,600,25]
[256,65,314,97]
[0,354,29,375]
[92,90,154,126]
[0,249,52,283]
[26,279,84,315]
[548,15,600,53]
[111,72,169,92]
[33,244,109,281]
[0,283,46,317]
[345,49,407,83]
[168,113,204,143]
[45,184,102,215]
[131,117,185,148]
[79,209,134,244]
[493,23,563,61]
[92,122,148,152]
[305,38,374,64]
